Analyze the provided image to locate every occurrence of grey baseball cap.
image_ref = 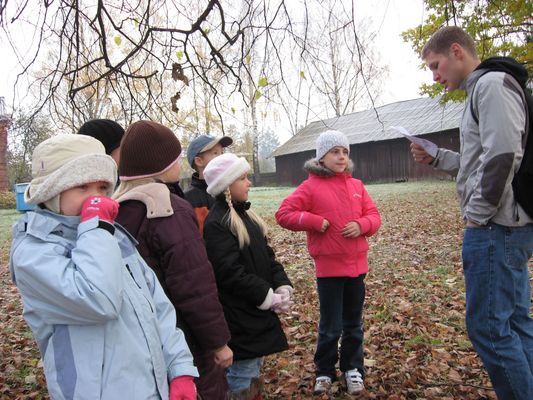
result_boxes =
[187,135,233,167]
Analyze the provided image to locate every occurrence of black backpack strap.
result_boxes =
[469,70,491,126]
[469,95,479,125]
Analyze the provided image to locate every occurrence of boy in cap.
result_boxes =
[184,134,233,234]
[10,134,198,400]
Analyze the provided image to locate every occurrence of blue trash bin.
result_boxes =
[15,183,35,212]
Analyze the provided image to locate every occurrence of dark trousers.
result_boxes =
[314,275,365,379]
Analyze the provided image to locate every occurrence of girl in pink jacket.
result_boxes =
[275,130,381,396]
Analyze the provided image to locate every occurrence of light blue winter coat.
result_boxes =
[9,209,198,400]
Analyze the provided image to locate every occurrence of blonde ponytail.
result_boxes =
[222,188,268,249]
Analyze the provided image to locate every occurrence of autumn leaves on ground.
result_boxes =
[0,181,513,399]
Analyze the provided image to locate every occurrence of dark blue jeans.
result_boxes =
[462,223,533,400]
[314,276,365,380]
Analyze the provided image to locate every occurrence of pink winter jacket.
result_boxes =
[276,160,381,278]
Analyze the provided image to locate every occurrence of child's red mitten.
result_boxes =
[80,196,119,223]
[169,376,197,400]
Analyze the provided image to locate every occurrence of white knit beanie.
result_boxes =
[204,153,250,197]
[316,130,350,160]
[25,135,117,206]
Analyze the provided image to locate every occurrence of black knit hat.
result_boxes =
[77,119,125,155]
[119,120,182,181]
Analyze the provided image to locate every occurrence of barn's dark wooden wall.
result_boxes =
[274,130,460,186]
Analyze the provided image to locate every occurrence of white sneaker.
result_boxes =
[344,368,364,394]
[313,376,332,395]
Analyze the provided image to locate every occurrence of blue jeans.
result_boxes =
[314,276,365,379]
[462,223,533,400]
[226,357,263,393]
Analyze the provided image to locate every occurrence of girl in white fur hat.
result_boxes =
[276,130,381,396]
[203,153,294,400]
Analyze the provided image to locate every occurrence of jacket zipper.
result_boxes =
[125,264,154,313]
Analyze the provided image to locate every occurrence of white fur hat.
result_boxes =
[316,130,350,160]
[204,153,250,197]
[25,135,117,205]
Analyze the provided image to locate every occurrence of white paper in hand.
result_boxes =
[392,126,439,158]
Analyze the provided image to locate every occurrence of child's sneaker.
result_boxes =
[313,376,332,395]
[343,368,364,394]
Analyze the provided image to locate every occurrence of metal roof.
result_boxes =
[272,96,464,157]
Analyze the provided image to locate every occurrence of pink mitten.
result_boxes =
[169,376,197,400]
[80,196,119,223]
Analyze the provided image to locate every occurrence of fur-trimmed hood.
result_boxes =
[303,158,354,176]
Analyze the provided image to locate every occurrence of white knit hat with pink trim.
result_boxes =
[204,153,250,196]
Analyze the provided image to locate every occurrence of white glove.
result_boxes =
[275,286,294,297]
[272,286,294,314]
[269,293,284,310]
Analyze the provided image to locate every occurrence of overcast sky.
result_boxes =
[360,0,431,105]
[0,0,432,139]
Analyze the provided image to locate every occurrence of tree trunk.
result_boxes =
[252,105,260,185]
[248,80,261,186]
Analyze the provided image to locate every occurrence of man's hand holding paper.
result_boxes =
[410,143,435,164]
[392,126,438,164]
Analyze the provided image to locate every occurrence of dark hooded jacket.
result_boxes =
[203,197,291,360]
[184,173,215,235]
[474,57,529,88]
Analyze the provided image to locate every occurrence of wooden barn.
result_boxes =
[272,97,464,185]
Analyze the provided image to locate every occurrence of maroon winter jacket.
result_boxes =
[115,182,230,355]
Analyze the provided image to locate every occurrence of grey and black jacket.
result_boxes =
[432,60,532,226]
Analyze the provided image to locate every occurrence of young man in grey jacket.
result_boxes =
[411,26,533,400]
